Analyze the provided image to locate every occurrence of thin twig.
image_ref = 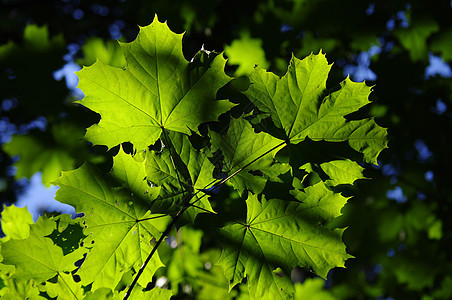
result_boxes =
[123,207,187,300]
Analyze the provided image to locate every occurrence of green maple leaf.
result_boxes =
[300,159,366,187]
[1,216,86,283]
[3,121,93,186]
[144,131,217,223]
[210,117,288,195]
[0,205,33,240]
[319,159,366,186]
[225,32,270,76]
[54,161,171,290]
[218,182,351,299]
[244,52,387,164]
[77,15,234,150]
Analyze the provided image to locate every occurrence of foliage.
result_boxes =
[0,14,388,299]
[0,0,451,299]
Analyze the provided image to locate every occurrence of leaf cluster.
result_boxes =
[0,15,388,299]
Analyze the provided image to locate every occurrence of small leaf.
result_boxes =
[225,32,269,76]
[294,278,335,300]
[77,37,126,68]
[3,134,75,186]
[394,18,439,62]
[1,205,33,240]
[144,131,215,221]
[320,159,366,186]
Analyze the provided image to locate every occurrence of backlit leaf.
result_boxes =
[54,162,170,289]
[218,182,351,299]
[44,272,84,300]
[225,32,270,76]
[1,216,86,282]
[210,117,287,195]
[0,205,33,240]
[244,52,387,164]
[144,131,215,221]
[319,159,366,186]
[77,15,234,150]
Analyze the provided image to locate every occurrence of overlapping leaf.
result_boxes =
[1,216,86,283]
[244,52,387,164]
[143,131,216,222]
[0,278,46,300]
[218,182,351,299]
[77,15,234,150]
[54,159,171,290]
[210,117,288,195]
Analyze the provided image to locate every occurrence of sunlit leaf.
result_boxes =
[77,16,234,150]
[394,19,439,62]
[320,159,366,186]
[225,32,269,76]
[244,52,387,164]
[210,117,288,195]
[1,216,86,282]
[54,162,170,289]
[0,205,33,240]
[218,183,351,299]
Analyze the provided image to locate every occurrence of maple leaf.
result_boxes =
[76,37,126,68]
[0,205,33,240]
[210,117,288,195]
[244,51,387,164]
[218,182,351,299]
[77,15,234,150]
[54,161,171,290]
[144,131,216,222]
[225,32,269,76]
[319,159,366,186]
[2,121,93,186]
[1,216,86,283]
